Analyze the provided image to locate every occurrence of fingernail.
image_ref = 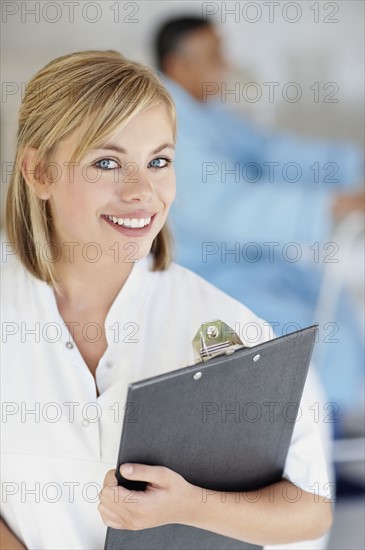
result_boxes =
[121,463,133,475]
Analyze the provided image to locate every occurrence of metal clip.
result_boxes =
[192,320,246,363]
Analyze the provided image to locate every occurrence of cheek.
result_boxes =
[51,175,101,229]
[161,177,176,207]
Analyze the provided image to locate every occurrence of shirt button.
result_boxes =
[81,419,90,427]
[105,360,113,368]
[66,341,74,349]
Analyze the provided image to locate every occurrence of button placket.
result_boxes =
[41,280,102,460]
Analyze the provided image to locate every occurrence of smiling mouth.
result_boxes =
[103,214,154,228]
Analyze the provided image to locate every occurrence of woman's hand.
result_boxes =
[98,469,333,544]
[97,463,198,530]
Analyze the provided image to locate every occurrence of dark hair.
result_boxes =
[154,16,212,72]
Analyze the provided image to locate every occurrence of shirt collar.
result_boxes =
[38,252,154,344]
[104,252,153,330]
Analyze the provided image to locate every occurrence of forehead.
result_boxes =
[53,103,175,162]
[116,103,173,131]
[98,104,174,147]
[181,26,221,52]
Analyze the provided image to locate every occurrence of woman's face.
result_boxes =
[45,103,176,263]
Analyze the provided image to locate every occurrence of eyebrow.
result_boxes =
[93,142,175,155]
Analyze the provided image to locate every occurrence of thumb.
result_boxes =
[119,463,170,487]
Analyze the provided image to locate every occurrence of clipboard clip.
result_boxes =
[192,320,246,363]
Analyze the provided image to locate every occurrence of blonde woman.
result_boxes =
[1,50,332,549]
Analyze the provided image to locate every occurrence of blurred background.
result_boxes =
[1,1,364,548]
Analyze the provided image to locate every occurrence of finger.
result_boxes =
[98,503,126,528]
[119,463,171,487]
[102,482,144,508]
[102,468,118,490]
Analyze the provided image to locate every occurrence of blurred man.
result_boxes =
[153,16,365,424]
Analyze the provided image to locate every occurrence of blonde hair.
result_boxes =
[5,49,177,290]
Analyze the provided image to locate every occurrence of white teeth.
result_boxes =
[106,215,152,228]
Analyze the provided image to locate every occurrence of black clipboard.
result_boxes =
[104,324,317,550]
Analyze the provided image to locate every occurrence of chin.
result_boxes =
[120,238,154,264]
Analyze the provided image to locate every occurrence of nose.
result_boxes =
[117,164,154,202]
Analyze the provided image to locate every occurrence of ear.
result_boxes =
[20,147,53,200]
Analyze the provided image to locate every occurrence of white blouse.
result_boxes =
[1,252,331,549]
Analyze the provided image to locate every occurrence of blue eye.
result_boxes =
[93,157,172,172]
[95,158,119,170]
[149,157,172,170]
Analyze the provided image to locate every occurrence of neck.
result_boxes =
[52,249,135,313]
[163,71,202,103]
